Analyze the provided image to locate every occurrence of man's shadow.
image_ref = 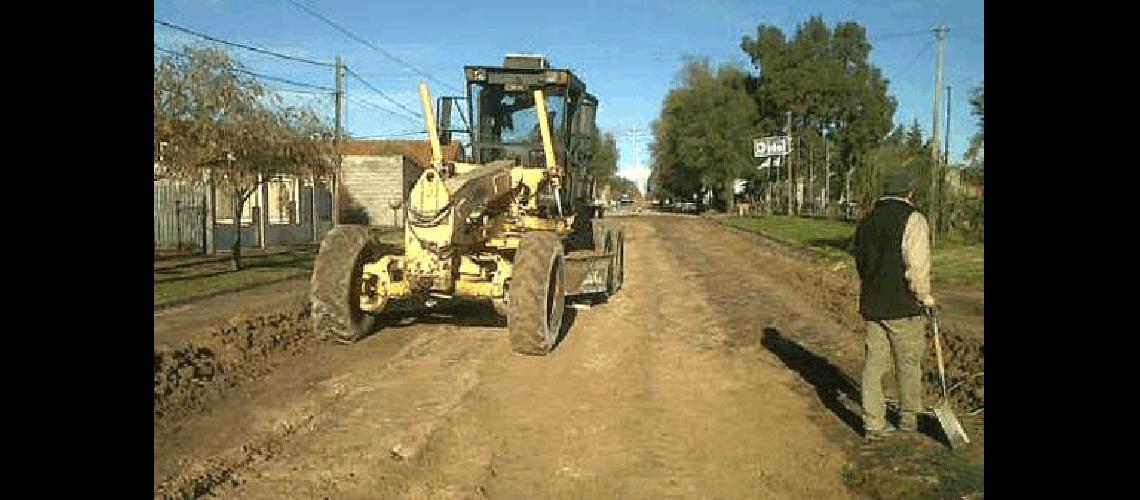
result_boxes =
[761,326,944,442]
[761,327,864,435]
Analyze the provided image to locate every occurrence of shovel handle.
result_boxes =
[928,311,951,400]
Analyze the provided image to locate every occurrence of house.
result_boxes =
[156,171,335,253]
[154,139,459,252]
[945,165,984,198]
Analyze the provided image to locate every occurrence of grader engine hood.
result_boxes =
[406,162,514,251]
[404,160,516,292]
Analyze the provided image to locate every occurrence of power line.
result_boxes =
[901,39,935,74]
[249,72,334,91]
[348,95,413,119]
[285,0,461,93]
[154,46,335,91]
[154,18,334,67]
[348,95,422,124]
[350,130,428,139]
[267,87,334,96]
[343,67,423,118]
[871,29,930,41]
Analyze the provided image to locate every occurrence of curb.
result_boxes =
[154,248,315,272]
[153,272,310,312]
[706,217,863,285]
[707,217,834,263]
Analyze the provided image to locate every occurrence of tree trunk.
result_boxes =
[231,188,244,271]
[724,176,735,213]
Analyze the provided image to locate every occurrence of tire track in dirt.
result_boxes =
[155,216,875,498]
[413,217,855,498]
[155,304,506,498]
[659,215,984,497]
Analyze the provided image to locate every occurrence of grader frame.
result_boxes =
[310,55,624,355]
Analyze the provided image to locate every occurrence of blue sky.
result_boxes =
[154,0,983,191]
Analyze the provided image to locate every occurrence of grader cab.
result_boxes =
[311,54,624,355]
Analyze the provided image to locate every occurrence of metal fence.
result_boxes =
[154,180,206,252]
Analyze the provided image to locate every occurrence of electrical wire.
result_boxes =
[901,39,935,74]
[347,95,421,124]
[154,18,334,67]
[285,0,461,93]
[343,67,423,118]
[155,46,335,91]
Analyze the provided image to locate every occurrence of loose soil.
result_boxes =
[154,215,983,499]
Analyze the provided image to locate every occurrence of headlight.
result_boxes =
[544,71,567,84]
[465,68,486,81]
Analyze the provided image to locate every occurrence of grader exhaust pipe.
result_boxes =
[418,82,444,168]
[533,88,562,217]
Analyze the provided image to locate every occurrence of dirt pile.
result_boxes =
[924,321,984,412]
[154,301,313,421]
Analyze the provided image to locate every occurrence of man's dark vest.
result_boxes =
[854,198,924,320]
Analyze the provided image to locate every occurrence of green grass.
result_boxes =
[153,250,316,304]
[153,230,404,304]
[723,215,983,286]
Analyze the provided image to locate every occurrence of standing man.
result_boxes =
[851,169,936,440]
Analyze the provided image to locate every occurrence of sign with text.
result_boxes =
[753,136,790,158]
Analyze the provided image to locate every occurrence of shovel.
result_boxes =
[928,309,970,449]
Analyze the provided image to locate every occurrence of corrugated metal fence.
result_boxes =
[154,180,206,251]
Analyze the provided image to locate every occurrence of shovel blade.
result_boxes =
[934,402,971,449]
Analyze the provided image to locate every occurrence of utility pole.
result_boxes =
[808,141,814,214]
[824,126,830,215]
[930,25,949,245]
[629,126,641,196]
[333,54,344,226]
[786,111,795,216]
[945,86,952,166]
[943,85,952,234]
[618,126,641,204]
[205,169,216,254]
[310,176,320,242]
[844,168,854,220]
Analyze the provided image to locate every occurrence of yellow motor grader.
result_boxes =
[311,54,624,355]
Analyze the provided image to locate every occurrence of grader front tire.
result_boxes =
[508,232,566,356]
[310,226,379,344]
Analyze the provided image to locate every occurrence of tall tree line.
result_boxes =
[649,15,983,228]
[649,58,758,210]
[587,131,641,199]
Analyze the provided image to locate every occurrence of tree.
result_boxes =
[857,119,934,207]
[741,16,896,211]
[649,59,758,210]
[587,132,618,181]
[154,47,333,270]
[965,80,984,168]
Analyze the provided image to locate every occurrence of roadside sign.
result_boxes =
[754,136,790,158]
[733,179,747,194]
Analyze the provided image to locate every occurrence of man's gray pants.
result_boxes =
[862,316,926,431]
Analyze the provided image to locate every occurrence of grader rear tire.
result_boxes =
[508,232,566,356]
[310,225,379,344]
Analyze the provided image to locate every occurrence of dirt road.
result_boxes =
[154,278,309,347]
[154,215,982,498]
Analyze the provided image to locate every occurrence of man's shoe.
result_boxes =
[864,424,898,441]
